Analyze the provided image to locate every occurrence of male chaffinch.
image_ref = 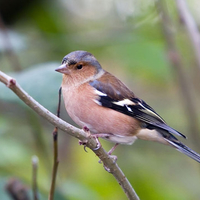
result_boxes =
[55,50,200,163]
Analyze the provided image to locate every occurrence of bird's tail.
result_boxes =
[166,139,200,163]
[156,128,200,163]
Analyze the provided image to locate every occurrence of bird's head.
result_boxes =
[55,51,103,84]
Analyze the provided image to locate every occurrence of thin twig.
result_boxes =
[49,87,62,200]
[48,128,59,200]
[156,1,200,148]
[32,155,39,200]
[57,87,62,118]
[175,0,200,72]
[0,71,140,200]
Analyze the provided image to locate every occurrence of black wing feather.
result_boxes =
[89,78,200,162]
[90,80,186,139]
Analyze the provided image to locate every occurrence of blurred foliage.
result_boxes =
[0,0,200,200]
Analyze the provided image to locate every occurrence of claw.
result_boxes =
[109,155,118,163]
[79,127,102,152]
[83,145,88,152]
[79,140,88,152]
[104,165,111,173]
[92,137,102,151]
[102,155,118,172]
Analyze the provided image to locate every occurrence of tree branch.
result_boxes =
[0,70,140,200]
[156,0,200,149]
[48,128,59,200]
[6,178,30,200]
[32,156,39,200]
[175,0,200,73]
[49,87,61,200]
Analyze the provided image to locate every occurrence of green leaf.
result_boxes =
[0,62,62,112]
[60,180,101,200]
[108,35,171,86]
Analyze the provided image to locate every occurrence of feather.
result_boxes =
[89,72,135,100]
[90,76,186,139]
[166,139,200,163]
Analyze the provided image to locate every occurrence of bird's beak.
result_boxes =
[55,64,69,74]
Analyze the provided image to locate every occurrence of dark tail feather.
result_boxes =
[166,139,200,163]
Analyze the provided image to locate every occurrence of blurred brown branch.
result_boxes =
[156,1,200,149]
[49,87,61,200]
[48,127,59,200]
[5,178,30,200]
[0,70,140,200]
[175,0,200,73]
[32,156,39,200]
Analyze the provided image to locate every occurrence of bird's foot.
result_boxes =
[109,155,118,163]
[98,144,118,165]
[103,143,119,165]
[89,134,102,150]
[80,126,102,151]
[78,126,91,152]
[103,165,111,173]
[103,155,118,173]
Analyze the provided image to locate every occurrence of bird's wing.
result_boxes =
[89,73,186,139]
[90,72,135,101]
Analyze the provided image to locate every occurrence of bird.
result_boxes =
[55,50,200,163]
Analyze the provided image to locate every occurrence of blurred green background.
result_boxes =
[0,0,200,199]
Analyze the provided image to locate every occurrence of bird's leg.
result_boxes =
[90,134,119,167]
[101,143,119,171]
[105,143,119,164]
[91,134,119,158]
[108,143,119,155]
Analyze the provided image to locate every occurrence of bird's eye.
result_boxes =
[76,64,83,70]
[62,59,67,64]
